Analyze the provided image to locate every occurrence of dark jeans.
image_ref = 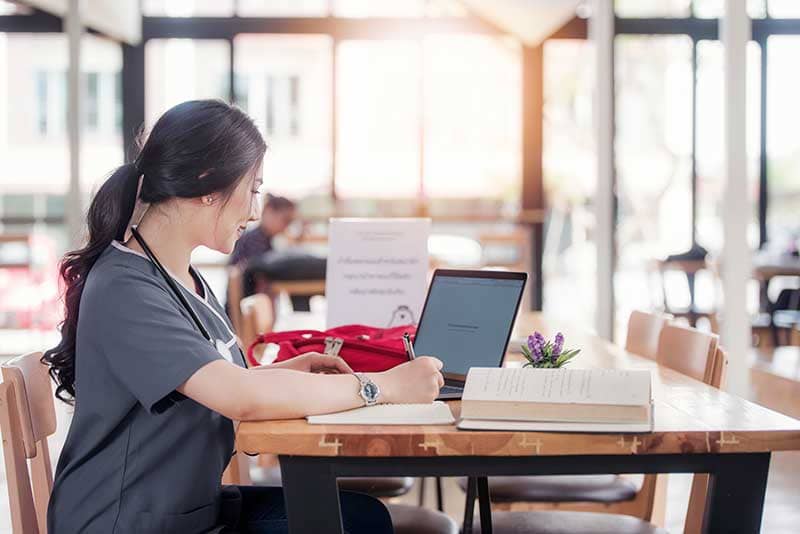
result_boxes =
[230,485,393,534]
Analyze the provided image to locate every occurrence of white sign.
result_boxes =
[326,218,430,329]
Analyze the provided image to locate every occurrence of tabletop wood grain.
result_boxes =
[236,313,800,457]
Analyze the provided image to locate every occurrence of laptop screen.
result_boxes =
[413,272,526,378]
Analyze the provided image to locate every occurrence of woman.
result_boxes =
[43,100,444,534]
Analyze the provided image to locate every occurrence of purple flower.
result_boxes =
[527,332,546,362]
[552,332,564,357]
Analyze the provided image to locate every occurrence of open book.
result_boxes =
[458,367,653,433]
[307,401,455,425]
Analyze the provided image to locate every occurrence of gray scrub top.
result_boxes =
[48,241,247,534]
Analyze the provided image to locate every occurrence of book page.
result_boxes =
[463,368,651,406]
[458,417,653,433]
[307,401,455,425]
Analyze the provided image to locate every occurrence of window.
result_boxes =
[82,34,123,196]
[237,0,328,17]
[86,72,99,130]
[35,71,48,135]
[336,40,420,198]
[422,35,520,201]
[616,35,694,255]
[614,35,694,322]
[767,36,800,245]
[542,39,597,327]
[142,0,234,17]
[2,34,69,196]
[693,0,767,18]
[257,74,300,138]
[333,0,466,17]
[615,0,691,18]
[770,0,800,18]
[234,35,332,198]
[145,39,230,128]
[695,41,761,253]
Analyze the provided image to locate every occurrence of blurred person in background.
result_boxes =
[229,194,326,312]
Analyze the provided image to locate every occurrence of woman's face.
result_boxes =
[206,162,263,254]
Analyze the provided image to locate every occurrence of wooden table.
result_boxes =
[237,313,800,534]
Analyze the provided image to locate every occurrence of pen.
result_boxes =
[402,332,416,361]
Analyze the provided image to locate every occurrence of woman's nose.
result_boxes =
[248,196,260,222]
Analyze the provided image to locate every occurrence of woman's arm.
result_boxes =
[177,356,443,421]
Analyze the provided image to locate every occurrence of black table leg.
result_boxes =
[462,477,477,534]
[435,476,444,512]
[477,477,493,534]
[705,452,771,533]
[280,455,343,534]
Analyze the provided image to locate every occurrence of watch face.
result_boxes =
[363,381,379,401]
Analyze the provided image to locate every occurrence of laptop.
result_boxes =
[411,269,527,400]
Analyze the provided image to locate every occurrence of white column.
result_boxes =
[591,0,615,339]
[721,0,751,396]
[66,0,83,248]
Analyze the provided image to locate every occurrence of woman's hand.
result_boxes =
[371,356,444,404]
[265,352,354,374]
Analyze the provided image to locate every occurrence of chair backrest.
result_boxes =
[641,327,718,529]
[239,293,275,361]
[656,323,719,383]
[625,310,671,360]
[682,346,728,533]
[1,351,57,533]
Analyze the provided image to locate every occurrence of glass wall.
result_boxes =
[767,36,800,250]
[145,39,230,127]
[614,35,694,327]
[234,34,333,199]
[695,41,762,253]
[0,31,122,337]
[335,40,421,199]
[542,39,597,326]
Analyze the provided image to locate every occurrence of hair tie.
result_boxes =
[123,174,150,243]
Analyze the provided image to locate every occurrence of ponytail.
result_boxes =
[43,163,140,403]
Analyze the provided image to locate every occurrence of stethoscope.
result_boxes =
[130,225,237,363]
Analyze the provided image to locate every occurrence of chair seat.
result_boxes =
[338,477,415,497]
[773,310,800,327]
[387,504,459,534]
[470,511,668,534]
[458,475,638,503]
[254,465,414,498]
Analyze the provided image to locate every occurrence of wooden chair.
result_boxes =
[463,321,720,532]
[682,346,728,534]
[656,323,719,386]
[0,351,57,534]
[222,293,275,486]
[625,310,672,361]
[239,293,275,362]
[656,258,719,333]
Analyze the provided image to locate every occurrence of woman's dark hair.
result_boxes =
[43,99,267,403]
[264,193,295,213]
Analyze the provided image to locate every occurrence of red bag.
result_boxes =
[246,324,417,371]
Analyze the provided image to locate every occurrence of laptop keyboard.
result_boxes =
[439,385,463,395]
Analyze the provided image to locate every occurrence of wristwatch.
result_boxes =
[355,373,381,406]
